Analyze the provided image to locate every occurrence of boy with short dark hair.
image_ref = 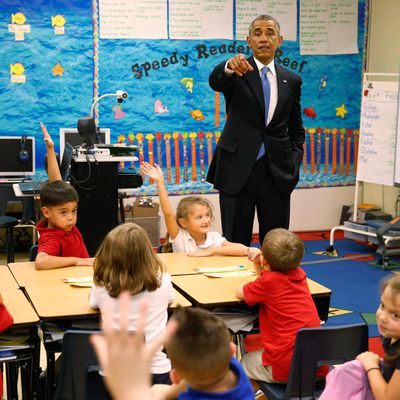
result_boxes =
[236,228,321,383]
[163,307,254,399]
[35,123,92,270]
[91,295,254,400]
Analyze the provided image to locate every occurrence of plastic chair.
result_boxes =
[55,330,111,400]
[0,216,18,263]
[257,323,368,400]
[29,244,38,261]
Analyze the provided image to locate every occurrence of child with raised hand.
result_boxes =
[89,222,175,385]
[141,162,249,256]
[356,274,400,399]
[35,122,93,269]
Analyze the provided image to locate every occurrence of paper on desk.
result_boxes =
[194,265,255,278]
[62,277,93,287]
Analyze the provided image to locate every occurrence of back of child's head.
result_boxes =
[261,228,304,272]
[176,196,214,225]
[93,222,164,297]
[40,180,79,208]
[166,307,231,383]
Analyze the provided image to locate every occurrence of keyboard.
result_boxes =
[19,181,43,194]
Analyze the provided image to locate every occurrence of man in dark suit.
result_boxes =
[207,15,305,246]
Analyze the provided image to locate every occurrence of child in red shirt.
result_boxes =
[236,228,321,383]
[35,123,92,270]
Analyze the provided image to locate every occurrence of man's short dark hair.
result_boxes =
[249,14,281,35]
[40,180,79,207]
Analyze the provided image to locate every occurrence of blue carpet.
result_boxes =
[300,239,398,337]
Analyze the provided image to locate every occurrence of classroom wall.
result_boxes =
[363,0,400,217]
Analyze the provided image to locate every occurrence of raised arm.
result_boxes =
[90,292,178,400]
[40,122,62,181]
[141,162,180,239]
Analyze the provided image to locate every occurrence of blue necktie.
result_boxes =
[256,66,270,160]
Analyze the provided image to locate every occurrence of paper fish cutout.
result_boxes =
[11,13,26,25]
[112,104,126,120]
[318,76,327,91]
[181,77,193,93]
[303,107,317,119]
[154,99,169,114]
[190,109,205,121]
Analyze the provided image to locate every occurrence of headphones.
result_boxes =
[19,136,30,163]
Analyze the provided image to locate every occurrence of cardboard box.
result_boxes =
[129,198,159,218]
[125,216,160,247]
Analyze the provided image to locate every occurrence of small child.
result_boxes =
[89,222,175,385]
[356,274,400,399]
[91,296,254,400]
[35,123,92,270]
[161,306,255,399]
[236,228,321,383]
[141,162,248,256]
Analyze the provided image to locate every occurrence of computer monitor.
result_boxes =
[60,142,74,181]
[0,136,36,177]
[59,128,111,155]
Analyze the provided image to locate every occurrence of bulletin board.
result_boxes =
[0,0,368,196]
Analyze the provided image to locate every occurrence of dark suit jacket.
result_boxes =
[206,57,305,196]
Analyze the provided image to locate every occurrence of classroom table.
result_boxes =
[7,261,191,399]
[157,252,253,275]
[1,289,40,399]
[8,261,191,317]
[171,273,332,322]
[0,265,19,290]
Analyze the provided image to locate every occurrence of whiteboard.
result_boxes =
[357,80,399,186]
[395,79,400,186]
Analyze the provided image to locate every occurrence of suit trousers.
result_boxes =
[219,155,290,246]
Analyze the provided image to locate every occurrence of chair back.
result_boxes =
[258,323,368,400]
[55,330,111,400]
[29,244,38,261]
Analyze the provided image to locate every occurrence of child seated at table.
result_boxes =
[236,228,321,383]
[91,295,254,400]
[141,162,248,256]
[89,222,174,385]
[35,122,92,270]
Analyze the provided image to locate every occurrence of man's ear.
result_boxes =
[170,368,182,384]
[230,342,236,357]
[246,36,251,46]
[41,206,50,219]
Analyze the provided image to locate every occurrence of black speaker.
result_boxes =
[18,136,29,163]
